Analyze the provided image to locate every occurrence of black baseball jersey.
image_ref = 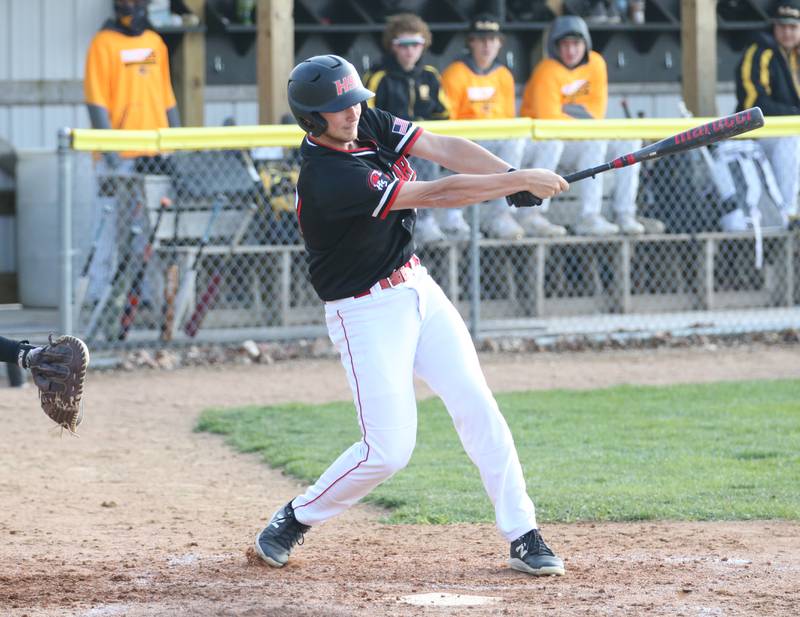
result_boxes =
[295,107,423,301]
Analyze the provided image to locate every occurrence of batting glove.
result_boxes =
[505,167,543,208]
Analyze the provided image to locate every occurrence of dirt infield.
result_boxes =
[1,344,799,616]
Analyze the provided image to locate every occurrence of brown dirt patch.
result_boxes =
[1,344,798,616]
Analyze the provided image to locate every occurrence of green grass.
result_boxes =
[196,379,800,524]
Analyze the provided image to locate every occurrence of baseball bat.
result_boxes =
[620,98,633,120]
[74,203,113,323]
[84,199,144,341]
[117,196,171,340]
[170,198,223,339]
[183,202,257,337]
[160,193,182,342]
[562,107,765,184]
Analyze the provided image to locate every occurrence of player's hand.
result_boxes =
[520,169,569,200]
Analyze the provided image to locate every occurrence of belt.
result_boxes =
[353,255,421,298]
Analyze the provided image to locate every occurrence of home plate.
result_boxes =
[399,592,501,607]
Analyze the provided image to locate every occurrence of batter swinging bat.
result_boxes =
[562,107,765,184]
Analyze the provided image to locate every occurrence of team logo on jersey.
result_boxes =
[334,74,359,95]
[466,86,495,101]
[367,169,391,191]
[120,48,157,65]
[561,79,589,97]
[392,117,410,135]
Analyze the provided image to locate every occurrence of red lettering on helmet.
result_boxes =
[335,74,358,95]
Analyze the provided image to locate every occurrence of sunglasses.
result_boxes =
[393,36,426,47]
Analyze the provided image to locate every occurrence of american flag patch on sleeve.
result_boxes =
[391,117,410,135]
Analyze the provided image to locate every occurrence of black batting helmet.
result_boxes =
[287,55,374,136]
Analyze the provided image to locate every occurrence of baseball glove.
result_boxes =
[20,335,90,435]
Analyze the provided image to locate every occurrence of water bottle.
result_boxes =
[236,0,256,25]
[629,0,646,24]
[614,0,629,18]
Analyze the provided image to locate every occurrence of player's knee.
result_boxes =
[372,438,415,476]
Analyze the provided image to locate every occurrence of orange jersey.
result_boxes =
[520,51,608,120]
[84,28,177,131]
[441,59,516,120]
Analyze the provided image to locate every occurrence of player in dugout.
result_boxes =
[736,0,800,229]
[364,14,472,243]
[253,54,568,577]
[441,14,566,239]
[520,15,664,236]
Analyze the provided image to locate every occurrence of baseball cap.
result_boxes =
[772,0,800,23]
[469,13,502,37]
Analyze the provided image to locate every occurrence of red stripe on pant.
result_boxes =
[293,310,370,514]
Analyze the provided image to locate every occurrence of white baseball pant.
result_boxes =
[292,264,538,542]
[759,136,800,218]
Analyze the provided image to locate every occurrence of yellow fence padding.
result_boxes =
[69,114,799,152]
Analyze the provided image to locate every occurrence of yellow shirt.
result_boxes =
[84,28,177,132]
[520,51,608,120]
[441,59,516,120]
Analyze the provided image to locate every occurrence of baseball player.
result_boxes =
[363,14,467,243]
[520,15,648,236]
[254,54,567,577]
[441,14,561,239]
[735,0,800,227]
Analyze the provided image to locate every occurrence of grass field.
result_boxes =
[197,379,800,524]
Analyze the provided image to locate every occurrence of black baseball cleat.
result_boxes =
[508,528,565,576]
[254,500,311,567]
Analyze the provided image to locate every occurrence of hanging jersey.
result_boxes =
[296,107,423,301]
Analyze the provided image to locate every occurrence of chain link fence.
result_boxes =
[61,125,800,351]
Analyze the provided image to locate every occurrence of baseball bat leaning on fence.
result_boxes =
[160,194,182,342]
[74,203,112,323]
[620,98,633,120]
[85,199,144,341]
[184,202,257,337]
[170,198,223,339]
[561,107,765,184]
[117,196,171,340]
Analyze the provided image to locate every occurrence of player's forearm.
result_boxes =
[87,104,112,130]
[167,106,181,128]
[0,336,22,364]
[393,172,526,211]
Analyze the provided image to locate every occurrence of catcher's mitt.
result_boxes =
[20,335,90,434]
